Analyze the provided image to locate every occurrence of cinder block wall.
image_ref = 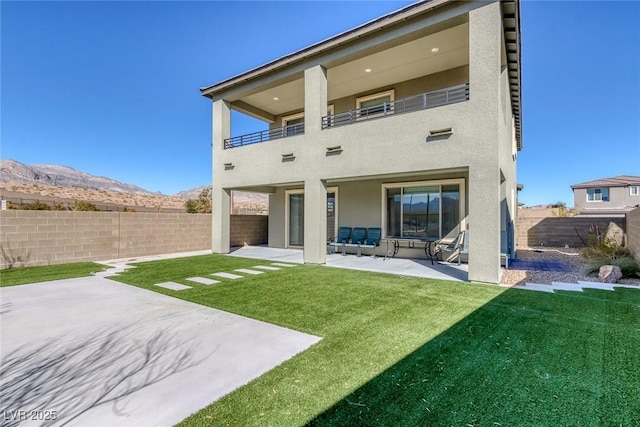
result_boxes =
[230,215,268,247]
[0,211,265,269]
[626,207,640,260]
[516,216,626,248]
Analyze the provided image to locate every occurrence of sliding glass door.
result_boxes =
[385,180,463,239]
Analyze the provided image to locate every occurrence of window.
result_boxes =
[586,188,609,202]
[282,112,304,137]
[383,179,464,239]
[356,90,395,118]
[630,186,639,196]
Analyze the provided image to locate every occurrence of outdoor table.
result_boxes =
[383,237,440,264]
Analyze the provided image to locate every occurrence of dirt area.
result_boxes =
[500,247,640,286]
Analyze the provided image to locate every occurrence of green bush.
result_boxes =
[21,200,51,210]
[580,224,639,278]
[185,187,212,213]
[73,200,99,211]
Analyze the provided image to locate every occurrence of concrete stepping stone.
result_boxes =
[234,268,264,275]
[212,272,244,280]
[155,282,192,291]
[271,263,297,268]
[253,265,281,271]
[186,277,220,285]
[512,282,555,293]
[550,282,584,292]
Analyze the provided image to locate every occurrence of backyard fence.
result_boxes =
[516,211,633,250]
[0,211,268,269]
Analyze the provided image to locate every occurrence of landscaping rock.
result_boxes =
[599,265,622,283]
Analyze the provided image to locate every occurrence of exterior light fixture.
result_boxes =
[364,68,372,73]
[273,97,279,101]
[431,47,439,53]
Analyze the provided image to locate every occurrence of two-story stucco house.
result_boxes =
[572,176,640,216]
[201,0,522,284]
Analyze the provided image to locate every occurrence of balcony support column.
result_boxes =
[467,2,502,283]
[303,178,327,264]
[304,65,327,135]
[212,99,231,253]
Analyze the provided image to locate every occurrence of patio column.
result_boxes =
[212,98,231,253]
[303,178,327,264]
[467,2,502,283]
[304,65,327,135]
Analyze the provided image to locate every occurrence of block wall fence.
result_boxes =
[515,210,640,254]
[0,211,268,269]
[626,207,640,261]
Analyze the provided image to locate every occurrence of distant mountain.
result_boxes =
[176,185,209,199]
[0,159,155,195]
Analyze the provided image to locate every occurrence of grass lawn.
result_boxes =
[0,262,106,287]
[111,254,640,426]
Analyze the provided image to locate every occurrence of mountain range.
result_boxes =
[0,159,165,195]
[0,159,268,211]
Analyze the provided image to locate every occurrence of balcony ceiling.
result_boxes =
[239,23,469,118]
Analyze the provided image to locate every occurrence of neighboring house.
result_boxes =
[201,0,522,284]
[571,176,640,215]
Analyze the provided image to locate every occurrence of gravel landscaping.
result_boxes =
[500,247,640,286]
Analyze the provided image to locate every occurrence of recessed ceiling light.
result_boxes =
[273,97,279,101]
[431,47,439,53]
[364,68,372,73]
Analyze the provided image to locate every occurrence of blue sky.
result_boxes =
[1,1,638,206]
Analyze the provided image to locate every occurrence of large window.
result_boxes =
[383,180,463,239]
[587,188,609,202]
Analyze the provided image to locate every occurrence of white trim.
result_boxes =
[380,178,466,239]
[356,89,395,109]
[630,186,639,196]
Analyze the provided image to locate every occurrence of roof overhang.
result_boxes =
[500,0,522,150]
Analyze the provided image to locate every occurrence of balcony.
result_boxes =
[224,123,304,149]
[322,83,469,129]
[223,83,468,149]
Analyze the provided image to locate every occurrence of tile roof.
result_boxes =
[571,175,640,189]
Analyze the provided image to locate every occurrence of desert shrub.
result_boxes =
[185,187,212,213]
[580,224,639,278]
[21,200,51,210]
[52,202,68,211]
[73,200,99,211]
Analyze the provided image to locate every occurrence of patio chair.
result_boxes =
[328,226,352,254]
[364,227,382,258]
[433,230,465,263]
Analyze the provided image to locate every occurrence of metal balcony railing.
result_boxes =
[224,123,304,149]
[322,83,469,129]
[223,83,469,149]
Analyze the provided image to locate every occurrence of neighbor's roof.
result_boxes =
[571,175,640,189]
[200,0,522,148]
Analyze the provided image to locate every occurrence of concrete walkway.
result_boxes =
[0,276,320,427]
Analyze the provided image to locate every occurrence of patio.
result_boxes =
[227,245,469,282]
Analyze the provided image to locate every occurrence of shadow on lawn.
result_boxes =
[308,286,640,426]
[0,323,202,427]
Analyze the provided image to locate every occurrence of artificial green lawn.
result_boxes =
[112,254,640,426]
[0,262,106,287]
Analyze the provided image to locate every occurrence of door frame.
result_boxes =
[285,187,338,249]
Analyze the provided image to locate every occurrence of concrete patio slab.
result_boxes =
[227,246,469,282]
[186,277,220,285]
[154,281,192,291]
[212,272,244,280]
[234,268,264,275]
[0,277,320,427]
